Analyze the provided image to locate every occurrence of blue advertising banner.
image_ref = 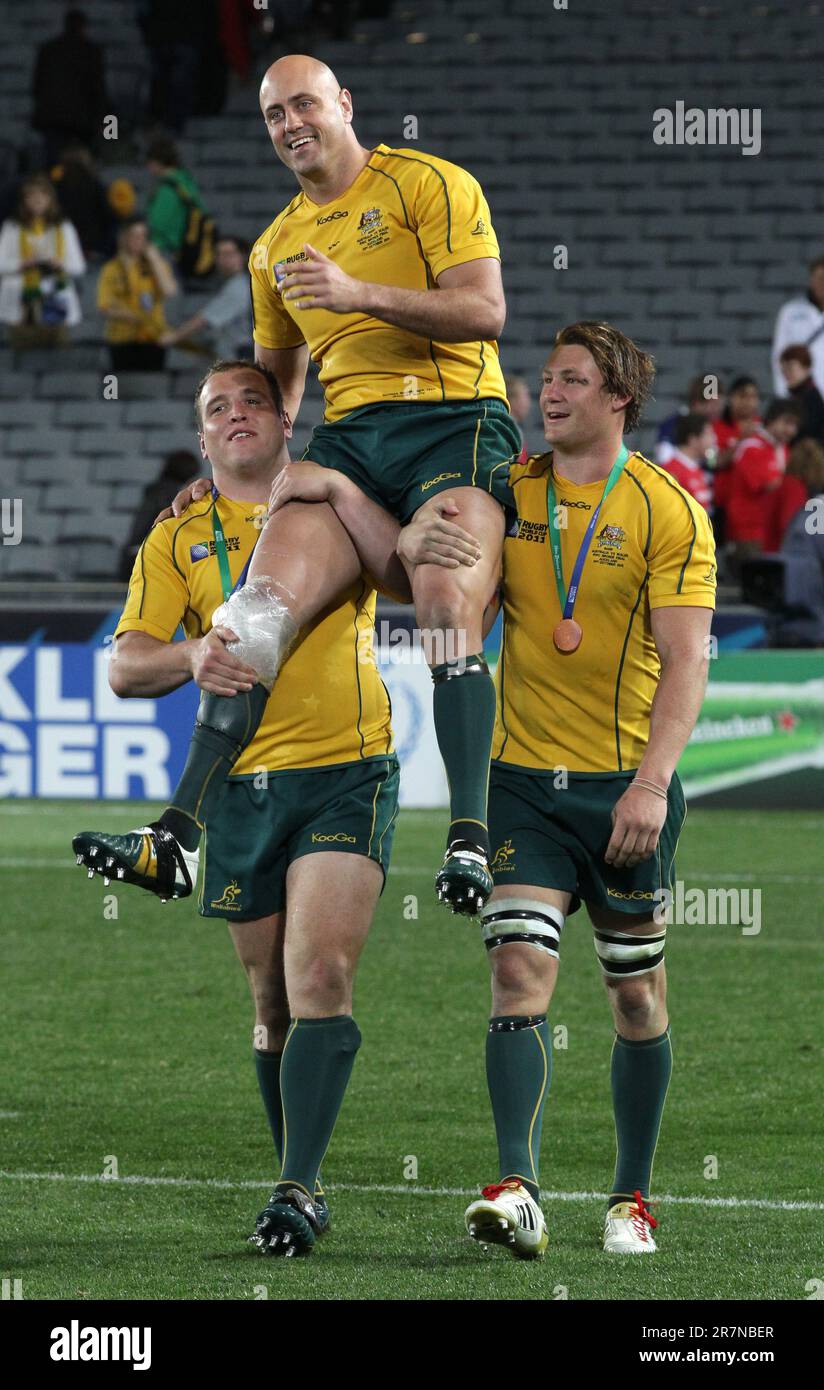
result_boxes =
[0,637,448,807]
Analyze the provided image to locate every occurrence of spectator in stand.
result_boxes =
[50,144,115,260]
[31,9,107,166]
[505,372,532,463]
[159,236,252,358]
[118,449,200,581]
[145,137,210,265]
[138,1,206,134]
[778,344,824,445]
[661,413,714,512]
[219,0,269,82]
[655,373,725,464]
[770,437,824,553]
[0,175,86,348]
[727,398,802,568]
[713,375,761,464]
[779,488,824,646]
[97,216,177,372]
[772,256,824,398]
[710,375,761,539]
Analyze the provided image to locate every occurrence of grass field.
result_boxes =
[1,800,822,1301]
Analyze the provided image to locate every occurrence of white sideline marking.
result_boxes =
[0,1170,820,1212]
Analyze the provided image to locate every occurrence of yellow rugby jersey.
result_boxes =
[249,143,508,421]
[116,493,392,774]
[493,451,717,773]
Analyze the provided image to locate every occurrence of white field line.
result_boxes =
[0,1169,820,1212]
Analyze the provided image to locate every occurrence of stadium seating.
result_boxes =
[2,0,823,579]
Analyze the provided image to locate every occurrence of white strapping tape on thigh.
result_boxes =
[593,927,667,978]
[212,576,299,693]
[480,897,565,958]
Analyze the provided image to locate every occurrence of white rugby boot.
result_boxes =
[465,1178,548,1260]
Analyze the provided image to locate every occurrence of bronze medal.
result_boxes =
[553,617,583,653]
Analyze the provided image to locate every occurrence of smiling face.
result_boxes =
[259,55,353,182]
[197,368,289,477]
[539,344,630,452]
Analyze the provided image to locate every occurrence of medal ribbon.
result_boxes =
[211,485,257,601]
[545,445,629,620]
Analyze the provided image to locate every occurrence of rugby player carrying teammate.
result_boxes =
[401,324,716,1257]
[79,53,520,915]
[74,360,479,1256]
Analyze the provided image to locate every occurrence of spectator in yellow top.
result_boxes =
[97,215,177,371]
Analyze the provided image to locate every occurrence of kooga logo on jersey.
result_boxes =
[317,210,349,225]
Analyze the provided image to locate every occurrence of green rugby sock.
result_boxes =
[254,1048,325,1197]
[278,1015,361,1198]
[161,684,270,851]
[432,655,495,855]
[609,1027,672,1207]
[486,1014,551,1203]
[253,1048,284,1164]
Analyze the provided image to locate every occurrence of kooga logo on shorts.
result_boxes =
[312,832,357,843]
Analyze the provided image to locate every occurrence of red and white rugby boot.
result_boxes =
[603,1190,658,1253]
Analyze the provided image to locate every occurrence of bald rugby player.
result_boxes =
[84,54,521,917]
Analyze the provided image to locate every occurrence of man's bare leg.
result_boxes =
[409,487,505,913]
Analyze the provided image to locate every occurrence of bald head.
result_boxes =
[259,53,359,187]
[260,54,341,106]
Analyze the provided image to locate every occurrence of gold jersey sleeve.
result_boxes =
[249,144,507,420]
[118,519,192,641]
[493,452,716,774]
[116,495,392,773]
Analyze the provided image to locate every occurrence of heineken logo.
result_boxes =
[689,711,797,744]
